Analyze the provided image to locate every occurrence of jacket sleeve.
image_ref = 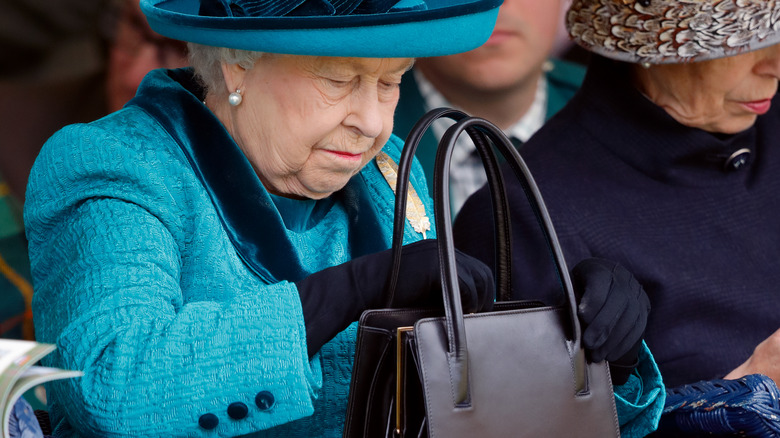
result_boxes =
[26,121,320,437]
[614,342,666,437]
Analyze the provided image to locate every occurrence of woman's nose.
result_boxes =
[344,87,384,139]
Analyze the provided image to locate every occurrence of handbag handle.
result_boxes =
[386,107,512,306]
[389,110,587,407]
[435,117,586,405]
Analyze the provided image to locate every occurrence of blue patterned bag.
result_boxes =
[656,374,780,437]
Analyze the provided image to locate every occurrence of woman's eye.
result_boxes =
[378,81,401,94]
[328,78,353,88]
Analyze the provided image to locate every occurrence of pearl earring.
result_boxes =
[228,89,243,106]
[641,62,651,69]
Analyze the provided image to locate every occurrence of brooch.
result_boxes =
[376,151,431,239]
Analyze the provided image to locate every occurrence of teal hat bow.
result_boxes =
[140,0,501,57]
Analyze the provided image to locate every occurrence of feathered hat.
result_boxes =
[567,0,780,64]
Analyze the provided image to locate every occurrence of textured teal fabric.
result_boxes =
[615,343,666,437]
[25,69,433,437]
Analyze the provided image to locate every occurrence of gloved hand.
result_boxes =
[571,258,651,385]
[296,239,495,357]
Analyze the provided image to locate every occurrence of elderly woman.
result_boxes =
[457,0,780,398]
[25,0,663,437]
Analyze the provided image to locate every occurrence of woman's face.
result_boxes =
[633,44,780,134]
[221,55,413,200]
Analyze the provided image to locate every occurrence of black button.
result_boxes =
[255,391,275,411]
[724,148,751,171]
[228,402,249,420]
[198,413,219,430]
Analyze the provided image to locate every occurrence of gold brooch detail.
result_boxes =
[376,151,431,239]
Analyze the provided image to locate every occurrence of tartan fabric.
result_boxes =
[0,178,33,340]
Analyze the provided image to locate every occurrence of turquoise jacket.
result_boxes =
[26,68,432,438]
[26,68,662,437]
[393,58,586,195]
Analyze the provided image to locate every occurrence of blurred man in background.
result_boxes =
[394,0,586,214]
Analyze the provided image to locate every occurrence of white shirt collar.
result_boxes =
[411,68,549,214]
[412,68,548,143]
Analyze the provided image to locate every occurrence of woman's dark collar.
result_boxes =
[574,57,759,186]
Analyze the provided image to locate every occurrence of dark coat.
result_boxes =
[455,56,780,388]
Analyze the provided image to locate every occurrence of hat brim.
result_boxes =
[566,0,780,65]
[141,0,502,58]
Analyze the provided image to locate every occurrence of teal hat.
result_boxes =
[140,0,502,57]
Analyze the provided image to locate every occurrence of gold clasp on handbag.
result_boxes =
[394,326,414,438]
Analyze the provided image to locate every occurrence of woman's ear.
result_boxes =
[220,62,247,94]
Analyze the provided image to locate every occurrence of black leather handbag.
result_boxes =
[343,108,620,438]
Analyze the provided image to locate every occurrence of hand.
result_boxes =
[724,328,780,386]
[572,258,650,384]
[386,239,495,313]
[296,239,495,357]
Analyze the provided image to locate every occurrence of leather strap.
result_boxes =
[385,108,511,305]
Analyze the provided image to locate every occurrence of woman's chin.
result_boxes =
[680,112,760,135]
[711,115,760,134]
[291,177,355,199]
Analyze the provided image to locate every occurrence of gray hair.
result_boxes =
[187,43,264,97]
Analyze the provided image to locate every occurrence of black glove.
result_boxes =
[296,239,495,357]
[571,258,650,385]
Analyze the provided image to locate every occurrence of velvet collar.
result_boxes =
[128,68,387,283]
[572,57,771,187]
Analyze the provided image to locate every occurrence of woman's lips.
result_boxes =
[326,150,362,161]
[741,99,772,115]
